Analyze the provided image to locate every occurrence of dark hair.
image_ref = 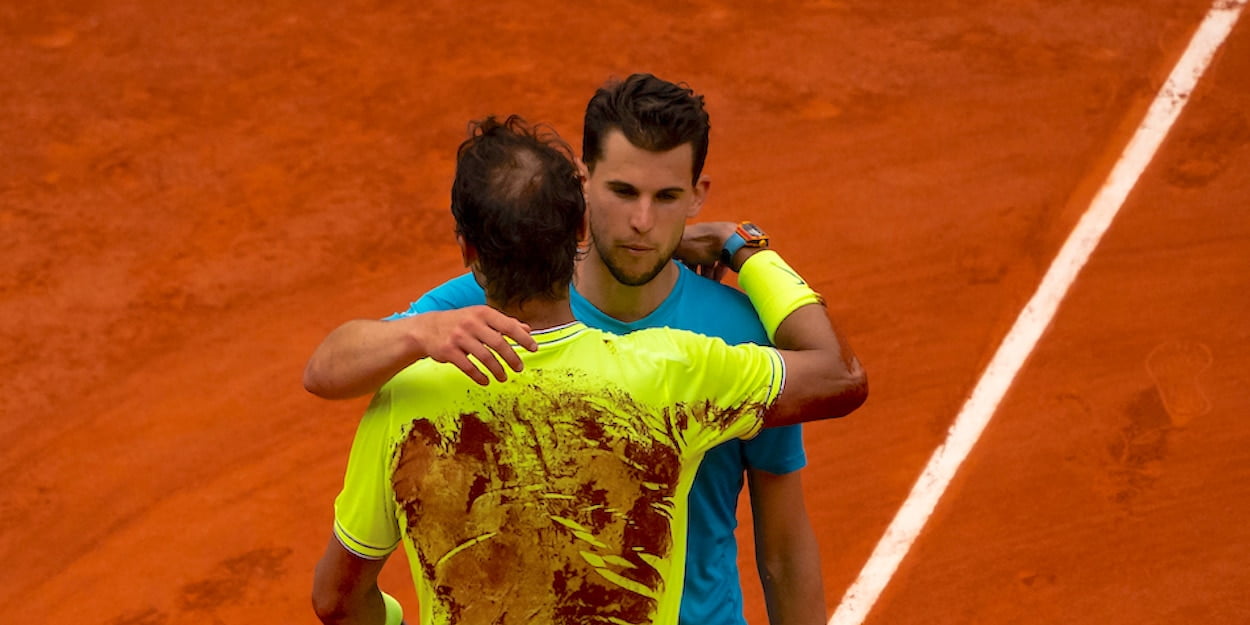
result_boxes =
[451,115,585,308]
[582,73,711,185]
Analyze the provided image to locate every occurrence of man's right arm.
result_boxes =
[303,307,537,400]
[732,248,868,427]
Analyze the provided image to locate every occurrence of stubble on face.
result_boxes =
[584,131,697,289]
[591,230,673,287]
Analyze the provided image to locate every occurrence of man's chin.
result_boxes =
[605,257,669,288]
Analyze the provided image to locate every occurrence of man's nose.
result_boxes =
[629,199,656,233]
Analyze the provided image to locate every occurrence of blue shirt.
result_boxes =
[388,263,807,625]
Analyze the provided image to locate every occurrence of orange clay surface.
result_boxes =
[2,1,1248,623]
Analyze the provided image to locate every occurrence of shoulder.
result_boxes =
[619,327,776,373]
[677,264,751,305]
[388,273,485,319]
[622,326,726,351]
[669,266,769,344]
[596,328,715,375]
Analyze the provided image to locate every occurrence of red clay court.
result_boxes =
[2,1,1247,623]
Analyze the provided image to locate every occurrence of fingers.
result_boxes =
[499,319,538,353]
[478,326,522,379]
[484,314,536,376]
[691,261,729,282]
[454,329,514,383]
[445,353,492,386]
[710,262,729,283]
[431,308,538,385]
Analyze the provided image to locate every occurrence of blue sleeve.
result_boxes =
[742,423,806,474]
[380,273,487,320]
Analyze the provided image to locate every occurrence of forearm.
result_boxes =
[735,248,829,351]
[756,525,827,625]
[738,250,867,422]
[303,319,424,400]
[771,306,863,389]
[750,469,827,625]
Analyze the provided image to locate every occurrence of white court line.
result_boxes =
[830,2,1247,623]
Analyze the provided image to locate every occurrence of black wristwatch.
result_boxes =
[720,222,770,265]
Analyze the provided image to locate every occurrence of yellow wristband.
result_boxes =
[737,250,824,343]
[382,591,404,625]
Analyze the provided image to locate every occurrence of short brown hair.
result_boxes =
[452,115,586,307]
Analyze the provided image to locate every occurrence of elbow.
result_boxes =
[756,558,780,593]
[303,360,351,400]
[302,363,333,399]
[311,587,348,625]
[310,563,343,624]
[827,361,869,419]
[755,544,787,588]
[311,570,370,625]
[302,364,322,396]
[847,372,870,415]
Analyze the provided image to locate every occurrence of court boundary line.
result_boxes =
[829,2,1247,623]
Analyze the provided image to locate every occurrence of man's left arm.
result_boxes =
[312,538,404,625]
[748,468,827,625]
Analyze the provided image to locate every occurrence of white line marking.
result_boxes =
[830,2,1246,623]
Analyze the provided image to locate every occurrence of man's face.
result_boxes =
[584,129,706,287]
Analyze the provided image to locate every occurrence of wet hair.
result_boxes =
[582,73,711,185]
[451,115,586,307]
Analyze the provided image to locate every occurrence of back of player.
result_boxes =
[333,321,784,625]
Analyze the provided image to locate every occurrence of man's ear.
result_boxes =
[576,157,591,197]
[687,175,711,219]
[576,157,590,182]
[577,211,590,249]
[456,233,478,268]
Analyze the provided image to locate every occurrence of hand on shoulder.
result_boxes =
[406,306,538,385]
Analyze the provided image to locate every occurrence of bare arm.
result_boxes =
[766,299,867,427]
[302,307,538,399]
[694,227,864,427]
[749,469,827,625]
[311,537,400,625]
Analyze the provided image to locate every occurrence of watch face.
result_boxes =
[741,222,765,238]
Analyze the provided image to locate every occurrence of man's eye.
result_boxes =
[657,194,678,202]
[614,188,638,198]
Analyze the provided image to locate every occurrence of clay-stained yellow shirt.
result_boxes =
[333,321,784,625]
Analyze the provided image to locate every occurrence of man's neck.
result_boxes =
[489,297,578,331]
[574,255,680,323]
